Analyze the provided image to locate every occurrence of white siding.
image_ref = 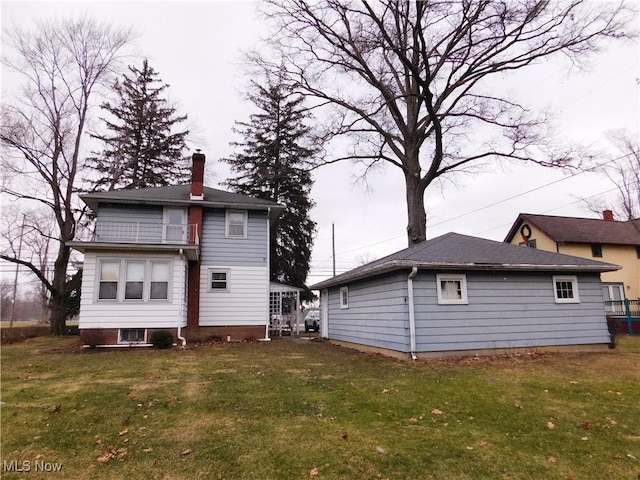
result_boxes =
[79,252,187,329]
[199,265,269,326]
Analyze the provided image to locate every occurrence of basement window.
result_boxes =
[119,329,146,344]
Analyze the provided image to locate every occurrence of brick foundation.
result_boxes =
[81,325,266,347]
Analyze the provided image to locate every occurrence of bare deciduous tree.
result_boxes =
[1,17,133,334]
[259,0,636,244]
[581,131,639,221]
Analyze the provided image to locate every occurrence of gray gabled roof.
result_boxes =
[310,232,620,290]
[80,185,284,220]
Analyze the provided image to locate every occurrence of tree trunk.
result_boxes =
[49,242,71,335]
[404,168,427,246]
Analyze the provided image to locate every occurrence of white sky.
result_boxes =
[1,0,639,286]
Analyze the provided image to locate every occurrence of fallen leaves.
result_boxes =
[310,467,320,477]
[181,448,193,456]
[97,446,127,463]
[431,409,443,416]
[547,421,556,430]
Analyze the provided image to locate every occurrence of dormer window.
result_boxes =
[591,244,603,258]
[226,210,247,238]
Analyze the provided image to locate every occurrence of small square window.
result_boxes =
[210,271,228,291]
[340,286,349,309]
[591,244,603,258]
[226,210,247,238]
[436,274,468,305]
[119,328,146,343]
[553,275,580,303]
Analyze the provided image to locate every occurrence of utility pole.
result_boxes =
[332,222,336,277]
[9,215,26,328]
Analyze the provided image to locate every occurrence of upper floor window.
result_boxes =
[436,274,468,305]
[591,244,603,258]
[553,275,580,303]
[226,210,247,238]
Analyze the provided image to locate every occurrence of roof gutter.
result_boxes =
[407,267,418,361]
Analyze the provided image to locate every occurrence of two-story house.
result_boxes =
[69,152,283,347]
[504,211,640,302]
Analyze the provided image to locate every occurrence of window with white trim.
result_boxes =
[436,274,468,305]
[553,275,580,303]
[125,261,145,300]
[340,286,349,309]
[226,210,247,238]
[96,259,171,302]
[98,261,120,300]
[119,328,146,344]
[150,262,170,300]
[209,270,229,291]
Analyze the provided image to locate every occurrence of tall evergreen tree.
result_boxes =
[222,80,318,292]
[87,59,190,190]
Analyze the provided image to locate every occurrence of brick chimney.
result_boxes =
[190,151,205,200]
[187,150,205,337]
[602,209,614,221]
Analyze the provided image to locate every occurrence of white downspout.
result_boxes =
[177,249,187,348]
[263,207,272,341]
[408,267,418,361]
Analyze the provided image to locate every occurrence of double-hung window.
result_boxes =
[97,259,171,302]
[125,262,145,299]
[226,210,247,238]
[150,262,170,300]
[553,275,580,303]
[98,261,120,300]
[436,274,468,305]
[210,270,229,291]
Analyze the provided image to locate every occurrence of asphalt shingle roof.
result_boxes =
[81,185,283,218]
[504,213,640,246]
[310,232,620,290]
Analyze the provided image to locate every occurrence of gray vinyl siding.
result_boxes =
[412,271,610,352]
[326,272,410,352]
[323,270,610,354]
[200,209,268,266]
[95,205,164,242]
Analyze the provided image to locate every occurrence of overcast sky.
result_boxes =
[2,0,639,286]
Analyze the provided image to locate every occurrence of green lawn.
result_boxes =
[1,336,639,480]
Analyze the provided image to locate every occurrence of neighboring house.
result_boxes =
[310,233,619,360]
[68,152,283,347]
[504,211,640,301]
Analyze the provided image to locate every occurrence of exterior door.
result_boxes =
[602,283,625,315]
[164,208,186,243]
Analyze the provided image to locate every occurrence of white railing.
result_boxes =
[91,222,199,245]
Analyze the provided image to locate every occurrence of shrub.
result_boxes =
[606,317,618,349]
[150,330,174,349]
[82,330,102,349]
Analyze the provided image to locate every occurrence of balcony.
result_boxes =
[91,222,199,245]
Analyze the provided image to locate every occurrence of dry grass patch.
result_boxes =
[1,336,639,479]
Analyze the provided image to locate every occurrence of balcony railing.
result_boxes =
[89,222,199,245]
[605,299,640,317]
